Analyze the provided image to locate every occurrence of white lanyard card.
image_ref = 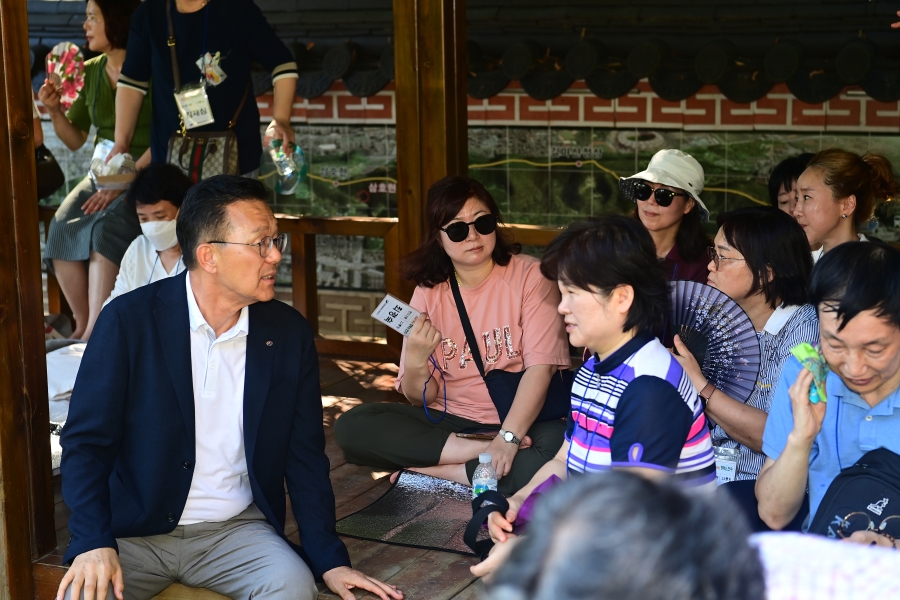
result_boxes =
[174,82,215,130]
[714,446,738,485]
[372,294,420,336]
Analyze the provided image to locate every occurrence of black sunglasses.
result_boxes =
[619,179,688,208]
[440,214,498,243]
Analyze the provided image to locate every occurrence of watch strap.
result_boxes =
[499,429,521,444]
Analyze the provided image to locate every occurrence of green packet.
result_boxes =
[790,343,829,404]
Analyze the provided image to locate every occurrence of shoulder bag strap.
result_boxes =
[449,276,487,379]
[228,82,250,130]
[166,0,181,93]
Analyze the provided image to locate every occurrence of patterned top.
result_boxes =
[565,332,717,489]
[711,304,819,480]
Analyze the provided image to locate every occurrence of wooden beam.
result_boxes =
[0,0,55,593]
[291,233,319,336]
[393,0,468,300]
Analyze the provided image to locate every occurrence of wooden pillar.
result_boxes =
[392,0,468,300]
[0,0,57,593]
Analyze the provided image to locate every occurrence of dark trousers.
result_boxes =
[334,403,566,495]
[720,479,809,533]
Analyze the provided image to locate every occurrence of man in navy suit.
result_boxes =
[58,176,402,600]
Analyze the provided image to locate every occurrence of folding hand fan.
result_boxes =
[670,280,761,403]
[45,42,85,111]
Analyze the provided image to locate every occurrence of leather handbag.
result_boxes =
[164,0,245,182]
[35,144,65,200]
[449,276,573,423]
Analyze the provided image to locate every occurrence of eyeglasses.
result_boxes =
[619,179,688,207]
[439,214,498,243]
[837,512,900,543]
[83,12,100,24]
[207,234,288,258]
[708,247,746,270]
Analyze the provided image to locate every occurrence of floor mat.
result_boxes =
[335,470,490,556]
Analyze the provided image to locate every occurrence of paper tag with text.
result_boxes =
[371,294,420,336]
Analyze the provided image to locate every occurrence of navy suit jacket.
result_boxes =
[60,272,351,576]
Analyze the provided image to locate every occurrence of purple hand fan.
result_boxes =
[670,280,761,403]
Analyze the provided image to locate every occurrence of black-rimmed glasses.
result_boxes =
[440,214,498,243]
[207,234,288,258]
[619,179,688,207]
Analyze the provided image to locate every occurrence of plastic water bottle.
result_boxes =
[472,453,498,498]
[266,140,306,195]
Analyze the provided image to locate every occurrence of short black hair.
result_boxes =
[91,0,140,50]
[125,164,193,209]
[177,175,271,271]
[768,153,814,206]
[541,215,669,334]
[810,241,900,331]
[486,472,765,600]
[717,207,813,308]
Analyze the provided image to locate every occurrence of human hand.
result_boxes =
[892,10,900,28]
[104,142,130,164]
[405,314,442,368]
[470,535,521,582]
[487,495,522,543]
[671,335,705,391]
[56,547,124,600]
[322,566,403,600]
[264,118,295,156]
[486,434,519,479]
[82,189,120,215]
[787,368,828,446]
[843,530,898,550]
[38,80,63,114]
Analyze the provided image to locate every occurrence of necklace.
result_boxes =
[454,270,462,286]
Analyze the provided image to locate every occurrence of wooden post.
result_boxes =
[291,233,319,335]
[0,0,57,593]
[392,0,468,301]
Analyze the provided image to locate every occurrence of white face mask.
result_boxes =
[141,219,179,252]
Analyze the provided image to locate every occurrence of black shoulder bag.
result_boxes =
[448,276,573,424]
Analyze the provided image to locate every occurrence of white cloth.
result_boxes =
[811,234,868,263]
[752,532,900,599]
[180,273,252,525]
[45,342,87,398]
[104,235,184,308]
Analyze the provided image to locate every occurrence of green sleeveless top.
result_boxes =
[66,55,153,158]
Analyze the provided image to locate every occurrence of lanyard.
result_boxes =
[147,254,184,285]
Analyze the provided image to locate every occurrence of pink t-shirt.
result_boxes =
[396,254,571,424]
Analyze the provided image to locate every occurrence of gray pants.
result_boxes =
[64,504,316,600]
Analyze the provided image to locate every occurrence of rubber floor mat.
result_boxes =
[335,470,491,555]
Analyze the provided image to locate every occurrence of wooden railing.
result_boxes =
[38,206,563,362]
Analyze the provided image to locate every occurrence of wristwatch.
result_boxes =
[498,429,521,444]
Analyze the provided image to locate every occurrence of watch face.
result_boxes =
[503,431,514,442]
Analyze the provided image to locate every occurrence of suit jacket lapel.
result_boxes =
[153,272,196,447]
[244,302,275,470]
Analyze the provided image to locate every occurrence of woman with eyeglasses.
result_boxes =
[671,207,818,531]
[334,176,571,495]
[620,149,712,284]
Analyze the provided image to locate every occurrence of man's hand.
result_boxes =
[322,566,403,600]
[56,548,123,600]
[487,495,522,543]
[264,118,295,155]
[405,315,442,368]
[470,535,521,582]
[82,189,120,215]
[843,530,899,550]
[787,368,827,446]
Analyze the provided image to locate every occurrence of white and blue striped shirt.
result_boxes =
[711,304,819,480]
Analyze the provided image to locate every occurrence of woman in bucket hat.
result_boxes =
[620,149,712,284]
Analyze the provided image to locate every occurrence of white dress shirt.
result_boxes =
[103,235,184,308]
[180,273,253,524]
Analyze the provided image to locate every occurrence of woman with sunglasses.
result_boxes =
[671,207,818,531]
[334,176,571,495]
[620,149,712,284]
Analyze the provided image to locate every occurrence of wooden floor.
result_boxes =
[35,357,482,600]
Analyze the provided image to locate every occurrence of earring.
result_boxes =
[841,214,848,219]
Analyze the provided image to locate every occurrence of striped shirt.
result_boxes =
[565,332,717,489]
[711,304,819,480]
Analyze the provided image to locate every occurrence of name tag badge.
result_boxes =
[174,82,215,130]
[714,446,738,486]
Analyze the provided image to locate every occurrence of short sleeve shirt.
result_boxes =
[120,0,298,174]
[395,254,571,424]
[763,356,900,527]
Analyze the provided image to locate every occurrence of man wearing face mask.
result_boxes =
[104,164,192,307]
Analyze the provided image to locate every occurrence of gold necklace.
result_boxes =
[454,270,462,286]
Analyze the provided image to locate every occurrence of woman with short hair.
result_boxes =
[334,176,571,495]
[793,148,899,262]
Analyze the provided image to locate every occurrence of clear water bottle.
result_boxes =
[472,453,498,498]
[266,140,307,195]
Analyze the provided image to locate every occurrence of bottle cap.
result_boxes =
[479,453,492,463]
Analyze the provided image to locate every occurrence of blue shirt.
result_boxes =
[762,356,900,527]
